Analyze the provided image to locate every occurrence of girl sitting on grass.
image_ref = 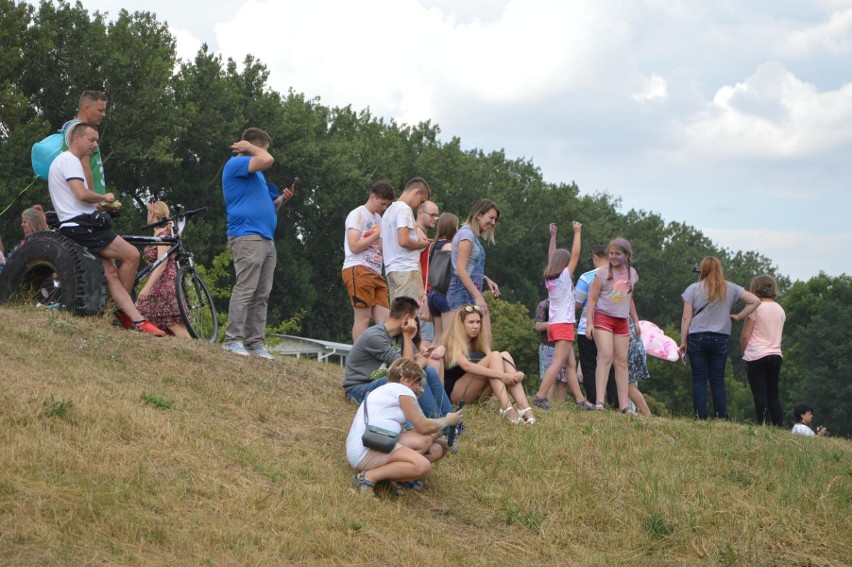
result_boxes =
[533,221,593,411]
[431,304,535,424]
[347,358,462,496]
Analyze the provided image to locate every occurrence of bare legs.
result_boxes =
[594,330,630,410]
[359,429,444,484]
[449,351,532,420]
[352,305,389,342]
[628,383,651,416]
[537,340,586,404]
[99,237,143,321]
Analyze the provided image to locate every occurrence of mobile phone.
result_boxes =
[446,400,465,447]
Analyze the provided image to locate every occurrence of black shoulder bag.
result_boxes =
[360,391,400,453]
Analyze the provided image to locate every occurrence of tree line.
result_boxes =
[1,1,848,436]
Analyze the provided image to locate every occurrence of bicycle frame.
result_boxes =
[123,234,184,288]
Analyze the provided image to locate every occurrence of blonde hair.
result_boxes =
[440,307,487,369]
[387,358,423,384]
[698,256,727,303]
[22,204,49,235]
[466,199,500,244]
[147,201,173,233]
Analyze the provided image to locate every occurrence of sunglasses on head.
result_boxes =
[462,305,482,313]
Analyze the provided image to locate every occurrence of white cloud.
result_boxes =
[702,227,852,282]
[684,62,852,159]
[633,73,668,102]
[785,7,852,56]
[170,27,204,63]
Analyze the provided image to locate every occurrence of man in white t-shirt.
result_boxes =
[48,122,164,335]
[342,181,395,342]
[381,177,431,303]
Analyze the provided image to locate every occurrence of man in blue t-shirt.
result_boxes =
[221,127,293,358]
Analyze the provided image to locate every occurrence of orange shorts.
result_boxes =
[342,265,389,309]
[547,323,575,342]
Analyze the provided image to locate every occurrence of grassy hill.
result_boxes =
[0,307,849,566]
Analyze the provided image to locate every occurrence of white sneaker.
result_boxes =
[247,345,274,360]
[222,342,250,356]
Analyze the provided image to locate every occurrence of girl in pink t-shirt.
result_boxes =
[533,222,594,410]
[585,237,639,414]
[741,274,786,427]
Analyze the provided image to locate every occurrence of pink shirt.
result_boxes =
[742,301,785,361]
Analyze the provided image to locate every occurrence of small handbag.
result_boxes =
[360,391,400,453]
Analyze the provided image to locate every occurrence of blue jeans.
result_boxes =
[688,332,730,419]
[345,365,452,418]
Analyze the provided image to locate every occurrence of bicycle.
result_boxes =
[123,205,219,342]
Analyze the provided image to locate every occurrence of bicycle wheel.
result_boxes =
[176,266,218,342]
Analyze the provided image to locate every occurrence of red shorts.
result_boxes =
[593,312,629,336]
[547,323,575,342]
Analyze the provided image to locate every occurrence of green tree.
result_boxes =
[779,274,852,437]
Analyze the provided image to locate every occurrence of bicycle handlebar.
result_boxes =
[138,206,208,231]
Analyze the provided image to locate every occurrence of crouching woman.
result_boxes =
[347,358,462,495]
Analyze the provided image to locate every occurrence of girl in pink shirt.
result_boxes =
[585,237,639,414]
[741,275,785,427]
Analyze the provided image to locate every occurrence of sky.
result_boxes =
[80,0,852,282]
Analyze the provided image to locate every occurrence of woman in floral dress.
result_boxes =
[136,201,190,337]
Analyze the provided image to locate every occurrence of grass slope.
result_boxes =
[0,307,849,566]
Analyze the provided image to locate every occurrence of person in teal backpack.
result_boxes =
[61,90,108,195]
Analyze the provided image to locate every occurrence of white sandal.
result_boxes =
[517,407,536,425]
[499,406,521,424]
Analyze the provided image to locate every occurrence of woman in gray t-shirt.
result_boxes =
[679,256,760,419]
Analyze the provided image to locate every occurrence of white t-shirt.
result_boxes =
[345,382,416,468]
[545,268,576,325]
[48,151,96,224]
[342,205,383,274]
[381,201,420,274]
[791,423,815,436]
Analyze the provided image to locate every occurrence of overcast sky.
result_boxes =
[81,0,852,282]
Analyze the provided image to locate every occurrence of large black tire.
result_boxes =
[176,265,218,342]
[0,231,107,315]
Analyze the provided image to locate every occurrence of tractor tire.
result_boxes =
[0,231,107,315]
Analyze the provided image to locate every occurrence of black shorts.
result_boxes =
[59,225,118,254]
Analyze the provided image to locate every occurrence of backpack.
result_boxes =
[427,246,453,295]
[31,133,63,180]
[31,120,78,180]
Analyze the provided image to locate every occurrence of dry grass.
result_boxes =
[0,306,850,566]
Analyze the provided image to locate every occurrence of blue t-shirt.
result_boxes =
[222,155,277,239]
[574,269,596,334]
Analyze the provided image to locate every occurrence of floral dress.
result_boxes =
[628,318,650,384]
[136,239,182,329]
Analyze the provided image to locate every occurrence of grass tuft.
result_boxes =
[140,392,175,410]
[41,395,74,419]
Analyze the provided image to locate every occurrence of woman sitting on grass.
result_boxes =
[347,358,462,496]
[432,304,535,424]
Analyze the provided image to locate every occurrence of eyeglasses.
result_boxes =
[462,305,482,313]
[423,211,439,218]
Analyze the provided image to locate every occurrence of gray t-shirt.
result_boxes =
[342,324,402,390]
[682,281,744,336]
